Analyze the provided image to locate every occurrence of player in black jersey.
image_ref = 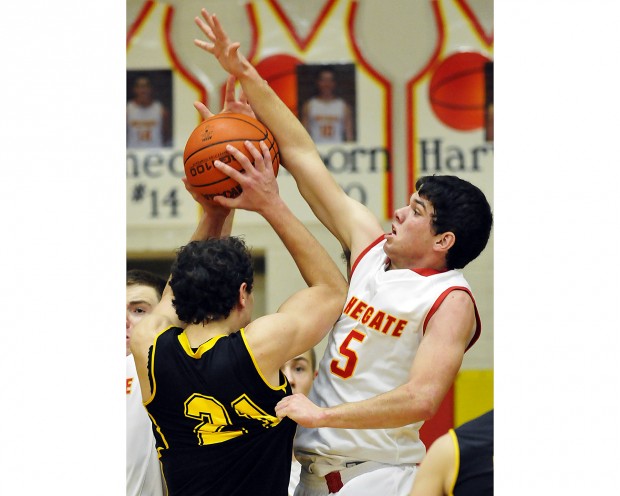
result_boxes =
[409,409,493,496]
[130,126,347,496]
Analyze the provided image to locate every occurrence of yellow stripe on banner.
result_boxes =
[454,370,493,427]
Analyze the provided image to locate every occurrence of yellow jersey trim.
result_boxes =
[447,428,459,496]
[240,327,289,392]
[177,330,226,358]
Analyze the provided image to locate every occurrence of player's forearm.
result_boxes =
[235,66,323,172]
[318,383,438,429]
[261,195,345,293]
[237,68,355,242]
[190,208,234,241]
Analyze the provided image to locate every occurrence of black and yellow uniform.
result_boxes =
[145,326,296,496]
[449,409,493,496]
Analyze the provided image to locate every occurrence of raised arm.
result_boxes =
[193,9,383,261]
[211,141,348,380]
[275,290,476,428]
[130,184,233,400]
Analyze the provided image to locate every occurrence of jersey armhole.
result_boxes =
[350,235,385,277]
[422,287,482,352]
[143,326,175,406]
[240,328,289,392]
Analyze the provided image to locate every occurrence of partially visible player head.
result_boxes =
[170,237,254,326]
[416,175,493,269]
[316,67,337,98]
[386,175,492,271]
[280,348,317,396]
[126,269,167,356]
[132,74,154,105]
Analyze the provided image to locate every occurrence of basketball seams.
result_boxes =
[184,113,280,196]
[184,136,269,164]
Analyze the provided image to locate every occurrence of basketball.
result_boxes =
[428,51,491,131]
[255,54,302,117]
[183,113,280,199]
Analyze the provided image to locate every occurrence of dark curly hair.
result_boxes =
[169,237,254,325]
[416,175,493,270]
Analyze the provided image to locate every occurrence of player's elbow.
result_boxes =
[333,274,348,298]
[329,279,348,312]
[404,384,443,422]
[313,283,346,328]
[413,398,437,422]
[327,286,348,318]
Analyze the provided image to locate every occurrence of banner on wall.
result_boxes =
[127,0,493,233]
[407,0,494,201]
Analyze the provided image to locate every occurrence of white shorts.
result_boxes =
[293,461,417,496]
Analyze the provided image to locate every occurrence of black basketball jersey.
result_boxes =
[144,326,296,496]
[452,409,493,496]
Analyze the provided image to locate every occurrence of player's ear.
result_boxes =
[434,231,455,253]
[238,282,249,309]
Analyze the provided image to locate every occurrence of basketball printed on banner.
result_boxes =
[428,51,491,131]
[255,54,302,117]
[183,113,280,199]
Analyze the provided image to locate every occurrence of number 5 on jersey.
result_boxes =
[330,330,366,379]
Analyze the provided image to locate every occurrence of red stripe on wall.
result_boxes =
[347,1,393,217]
[267,0,338,51]
[419,383,454,448]
[127,0,155,48]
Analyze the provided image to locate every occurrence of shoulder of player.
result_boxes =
[432,288,475,319]
[243,311,312,361]
[132,313,175,348]
[240,314,296,379]
[424,289,476,340]
[441,287,475,306]
[243,313,294,344]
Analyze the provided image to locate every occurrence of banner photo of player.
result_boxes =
[127,69,173,149]
[296,63,357,145]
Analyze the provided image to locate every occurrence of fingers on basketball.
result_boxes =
[183,113,279,200]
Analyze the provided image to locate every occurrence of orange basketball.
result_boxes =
[183,113,280,199]
[428,51,491,131]
[255,54,302,117]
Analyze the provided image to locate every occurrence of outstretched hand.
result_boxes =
[210,141,281,215]
[194,9,250,80]
[193,74,255,121]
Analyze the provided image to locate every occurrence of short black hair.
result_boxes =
[416,175,493,269]
[126,269,166,301]
[170,237,254,325]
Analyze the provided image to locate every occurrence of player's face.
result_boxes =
[317,71,336,95]
[384,192,438,269]
[133,77,153,100]
[126,284,160,356]
[281,350,316,396]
